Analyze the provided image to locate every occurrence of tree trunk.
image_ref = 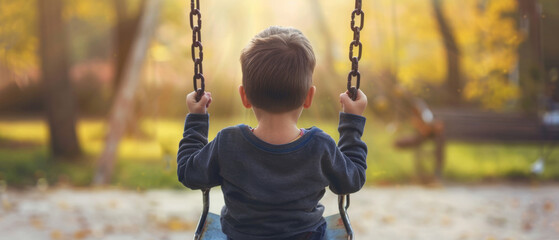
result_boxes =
[112,0,147,137]
[38,0,81,159]
[517,0,544,112]
[432,0,461,106]
[94,0,161,185]
[113,0,146,92]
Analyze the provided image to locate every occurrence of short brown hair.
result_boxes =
[240,26,316,113]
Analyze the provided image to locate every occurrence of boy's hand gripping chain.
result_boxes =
[190,0,205,102]
[347,0,364,101]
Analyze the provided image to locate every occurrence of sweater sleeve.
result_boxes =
[177,113,221,189]
[324,112,368,194]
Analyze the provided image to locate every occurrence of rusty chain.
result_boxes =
[190,0,204,102]
[347,0,364,101]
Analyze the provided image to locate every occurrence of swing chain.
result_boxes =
[190,0,204,102]
[347,0,364,101]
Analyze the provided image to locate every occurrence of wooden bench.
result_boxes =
[395,105,559,182]
[432,109,559,142]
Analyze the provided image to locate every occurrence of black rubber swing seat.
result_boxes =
[194,189,354,240]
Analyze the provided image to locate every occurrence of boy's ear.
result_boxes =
[238,85,252,109]
[303,86,316,109]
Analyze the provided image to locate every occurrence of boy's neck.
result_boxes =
[252,107,303,145]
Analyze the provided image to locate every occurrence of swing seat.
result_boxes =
[196,213,350,240]
[197,212,226,239]
[194,189,354,240]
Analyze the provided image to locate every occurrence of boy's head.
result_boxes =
[240,26,316,113]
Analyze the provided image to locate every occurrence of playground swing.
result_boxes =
[188,0,365,239]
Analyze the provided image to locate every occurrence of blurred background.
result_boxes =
[1,0,559,187]
[4,0,559,188]
[1,0,559,239]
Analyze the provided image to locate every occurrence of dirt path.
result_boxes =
[1,185,558,240]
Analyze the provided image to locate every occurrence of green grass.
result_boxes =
[0,115,558,189]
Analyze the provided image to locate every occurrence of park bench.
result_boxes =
[433,109,559,142]
[394,101,559,181]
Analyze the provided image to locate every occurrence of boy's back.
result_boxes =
[177,26,368,239]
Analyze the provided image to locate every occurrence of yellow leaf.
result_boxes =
[73,229,92,239]
[50,230,62,240]
[163,218,195,231]
[30,216,43,229]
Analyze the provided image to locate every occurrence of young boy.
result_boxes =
[178,26,368,240]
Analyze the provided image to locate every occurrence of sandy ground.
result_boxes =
[1,184,558,240]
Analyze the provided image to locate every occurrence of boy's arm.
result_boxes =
[325,89,368,194]
[177,91,219,189]
[177,113,221,189]
[325,113,368,194]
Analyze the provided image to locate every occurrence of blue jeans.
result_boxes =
[227,222,326,240]
[299,221,326,240]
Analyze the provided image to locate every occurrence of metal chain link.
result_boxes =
[347,0,364,101]
[342,2,363,230]
[190,0,204,102]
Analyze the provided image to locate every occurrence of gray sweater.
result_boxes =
[177,113,367,239]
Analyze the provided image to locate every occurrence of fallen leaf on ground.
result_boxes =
[161,218,195,231]
[381,215,395,224]
[73,229,92,239]
[544,200,554,212]
[57,201,69,210]
[30,216,43,229]
[523,221,533,232]
[441,216,453,226]
[2,198,13,210]
[50,230,62,239]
